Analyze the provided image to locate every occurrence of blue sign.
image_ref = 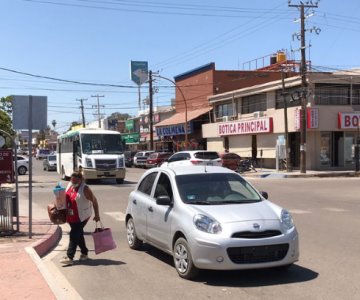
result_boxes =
[156,123,192,137]
[130,61,148,86]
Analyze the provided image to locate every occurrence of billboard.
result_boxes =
[130,61,148,85]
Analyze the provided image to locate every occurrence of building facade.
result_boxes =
[202,71,360,170]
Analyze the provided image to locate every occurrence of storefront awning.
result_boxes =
[155,107,212,127]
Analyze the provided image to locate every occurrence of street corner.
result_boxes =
[31,222,62,258]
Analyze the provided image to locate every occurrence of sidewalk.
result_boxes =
[0,168,358,300]
[0,217,61,300]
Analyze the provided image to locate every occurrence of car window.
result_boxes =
[138,172,158,195]
[168,153,183,162]
[154,173,173,200]
[149,153,157,159]
[194,152,219,160]
[176,173,261,204]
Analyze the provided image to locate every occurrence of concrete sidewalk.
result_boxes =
[0,168,358,300]
[0,217,61,300]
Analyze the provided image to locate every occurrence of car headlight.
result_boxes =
[118,157,124,167]
[281,209,294,230]
[193,214,222,234]
[86,158,93,168]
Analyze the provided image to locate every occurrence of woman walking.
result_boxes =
[60,172,100,265]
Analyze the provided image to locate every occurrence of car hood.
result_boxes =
[188,200,280,223]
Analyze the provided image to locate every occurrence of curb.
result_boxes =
[31,224,62,258]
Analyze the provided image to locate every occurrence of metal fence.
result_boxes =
[0,187,15,235]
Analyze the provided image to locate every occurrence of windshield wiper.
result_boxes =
[187,201,211,205]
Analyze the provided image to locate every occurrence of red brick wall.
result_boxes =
[175,69,298,113]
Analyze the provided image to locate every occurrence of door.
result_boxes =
[146,172,173,251]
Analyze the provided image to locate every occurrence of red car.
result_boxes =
[146,152,172,168]
[220,152,242,171]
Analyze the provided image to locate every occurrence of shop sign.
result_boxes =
[121,133,140,144]
[0,150,14,184]
[294,108,301,131]
[307,108,319,129]
[156,123,192,137]
[338,112,360,129]
[125,119,134,131]
[217,118,273,136]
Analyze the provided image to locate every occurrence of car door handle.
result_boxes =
[132,199,137,205]
[148,206,153,212]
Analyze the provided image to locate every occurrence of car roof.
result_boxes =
[160,165,235,176]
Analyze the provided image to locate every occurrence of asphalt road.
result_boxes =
[20,160,360,300]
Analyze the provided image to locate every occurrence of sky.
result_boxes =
[1,0,360,133]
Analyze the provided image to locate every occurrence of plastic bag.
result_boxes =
[53,182,66,210]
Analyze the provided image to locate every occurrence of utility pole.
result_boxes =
[76,98,87,128]
[281,70,291,172]
[148,70,154,151]
[91,95,105,128]
[289,1,318,173]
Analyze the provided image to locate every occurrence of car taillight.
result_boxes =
[190,160,202,165]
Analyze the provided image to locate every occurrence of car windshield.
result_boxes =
[81,134,124,154]
[175,173,261,205]
[48,155,56,161]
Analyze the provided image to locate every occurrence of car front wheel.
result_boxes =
[173,237,199,280]
[126,218,142,250]
[18,166,27,175]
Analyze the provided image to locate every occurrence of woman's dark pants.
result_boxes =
[67,220,88,259]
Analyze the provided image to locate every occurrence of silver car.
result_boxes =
[125,166,299,279]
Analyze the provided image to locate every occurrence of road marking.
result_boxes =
[323,207,348,212]
[289,209,311,214]
[104,211,126,221]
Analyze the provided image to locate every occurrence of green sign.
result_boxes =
[125,119,134,131]
[121,133,140,144]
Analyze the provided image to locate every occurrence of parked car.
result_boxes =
[124,151,137,168]
[220,152,242,171]
[133,151,155,168]
[145,152,172,168]
[14,155,29,175]
[163,150,222,167]
[36,149,51,160]
[125,165,299,279]
[43,154,57,171]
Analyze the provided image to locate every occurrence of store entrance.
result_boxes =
[289,132,300,169]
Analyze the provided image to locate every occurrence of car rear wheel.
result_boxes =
[126,218,142,250]
[173,237,199,280]
[18,166,27,175]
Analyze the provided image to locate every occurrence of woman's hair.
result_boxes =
[70,172,83,180]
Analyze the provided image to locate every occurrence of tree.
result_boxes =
[108,112,131,120]
[68,121,81,132]
[52,120,57,129]
[0,96,13,115]
[0,109,15,148]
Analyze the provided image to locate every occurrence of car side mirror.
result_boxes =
[156,195,173,206]
[259,191,268,199]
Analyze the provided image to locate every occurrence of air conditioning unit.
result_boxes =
[253,111,265,118]
[222,116,230,122]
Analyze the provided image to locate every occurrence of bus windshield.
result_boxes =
[81,134,123,155]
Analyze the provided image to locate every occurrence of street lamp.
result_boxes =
[154,74,188,150]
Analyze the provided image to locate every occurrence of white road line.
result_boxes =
[104,212,126,221]
[323,207,348,212]
[289,209,311,214]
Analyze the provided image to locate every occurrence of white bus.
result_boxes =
[56,128,126,184]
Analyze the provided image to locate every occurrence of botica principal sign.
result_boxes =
[217,117,273,136]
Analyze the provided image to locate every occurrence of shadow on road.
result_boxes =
[140,244,318,287]
[75,258,126,267]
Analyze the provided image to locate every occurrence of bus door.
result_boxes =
[73,139,81,171]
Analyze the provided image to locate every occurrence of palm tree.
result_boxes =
[52,120,57,129]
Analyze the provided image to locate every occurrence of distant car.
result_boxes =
[220,152,242,171]
[145,152,172,168]
[133,151,155,168]
[124,151,137,168]
[36,149,51,160]
[125,165,299,279]
[43,155,57,171]
[14,155,29,175]
[163,150,222,167]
